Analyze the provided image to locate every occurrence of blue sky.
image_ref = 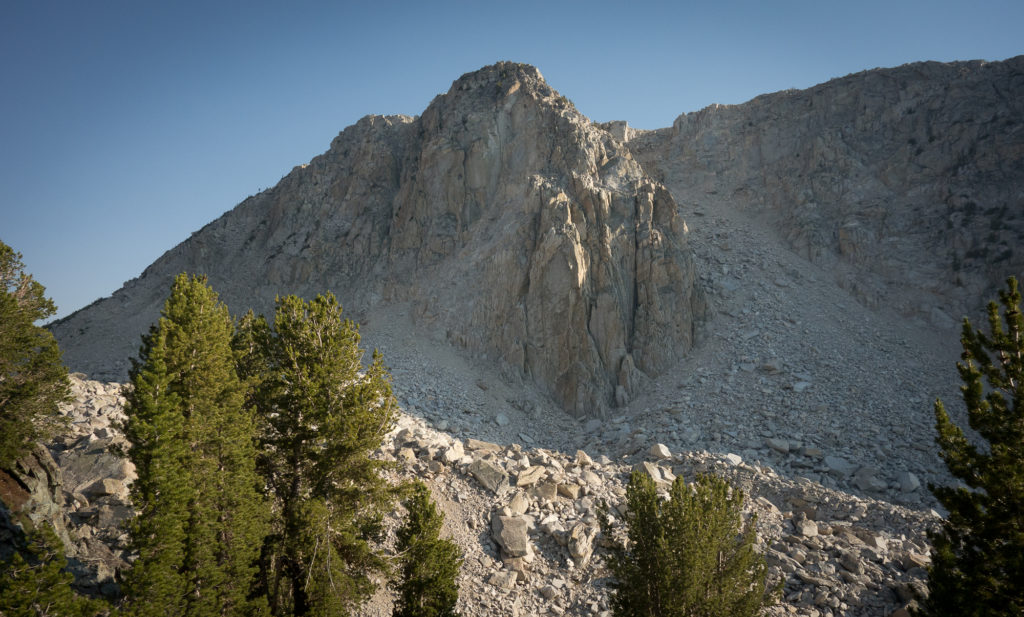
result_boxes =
[2,1,1021,320]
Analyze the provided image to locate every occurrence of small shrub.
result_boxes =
[392,481,461,617]
[601,471,777,617]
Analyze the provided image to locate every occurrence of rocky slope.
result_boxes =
[51,62,704,417]
[4,375,938,616]
[0,376,131,599]
[629,56,1024,324]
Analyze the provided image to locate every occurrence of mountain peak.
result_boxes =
[450,61,546,91]
[428,61,572,116]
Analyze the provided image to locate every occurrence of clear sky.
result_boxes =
[2,0,1021,320]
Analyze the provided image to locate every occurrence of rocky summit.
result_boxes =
[52,62,705,417]
[51,59,1024,419]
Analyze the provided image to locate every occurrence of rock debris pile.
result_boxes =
[0,376,132,599]
[6,375,940,617]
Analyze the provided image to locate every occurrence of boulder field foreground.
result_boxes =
[10,58,1023,615]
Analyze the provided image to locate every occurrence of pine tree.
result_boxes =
[235,293,397,617]
[121,273,268,617]
[392,481,462,617]
[600,471,777,617]
[0,523,106,617]
[0,240,70,469]
[916,277,1024,616]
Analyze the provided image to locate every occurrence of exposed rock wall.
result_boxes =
[52,63,705,417]
[630,56,1024,323]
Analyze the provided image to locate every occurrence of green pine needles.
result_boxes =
[123,278,400,617]
[392,481,462,617]
[917,277,1024,616]
[601,471,777,617]
[121,274,269,617]
[0,240,70,469]
[0,524,107,617]
[236,292,398,617]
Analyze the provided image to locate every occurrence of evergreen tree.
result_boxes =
[235,293,397,617]
[392,481,462,617]
[121,274,268,617]
[916,277,1024,616]
[0,240,70,469]
[600,471,776,617]
[0,523,106,617]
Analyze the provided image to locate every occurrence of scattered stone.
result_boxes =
[794,518,818,538]
[897,471,921,493]
[633,461,663,482]
[439,440,464,464]
[766,438,790,454]
[83,478,126,500]
[900,551,931,570]
[648,443,672,459]
[853,466,888,492]
[487,570,518,589]
[531,481,558,502]
[516,466,546,487]
[557,483,581,500]
[507,492,530,516]
[568,523,598,565]
[470,459,509,494]
[466,438,502,452]
[491,514,533,558]
[824,455,856,477]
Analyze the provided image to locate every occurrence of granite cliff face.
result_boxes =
[630,56,1024,324]
[52,57,1024,415]
[52,62,705,417]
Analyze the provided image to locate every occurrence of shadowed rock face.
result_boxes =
[630,56,1024,324]
[51,62,705,417]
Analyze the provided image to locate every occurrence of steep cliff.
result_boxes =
[630,56,1024,323]
[51,63,705,417]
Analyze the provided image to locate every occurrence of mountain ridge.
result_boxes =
[52,61,705,417]
[629,54,1024,325]
[51,56,1024,418]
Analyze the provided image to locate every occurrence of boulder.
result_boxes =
[507,492,530,516]
[574,450,593,467]
[491,514,533,558]
[794,518,818,538]
[469,459,508,494]
[515,466,546,487]
[568,522,598,565]
[83,478,128,501]
[824,455,856,477]
[897,471,921,493]
[487,570,518,589]
[648,443,672,459]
